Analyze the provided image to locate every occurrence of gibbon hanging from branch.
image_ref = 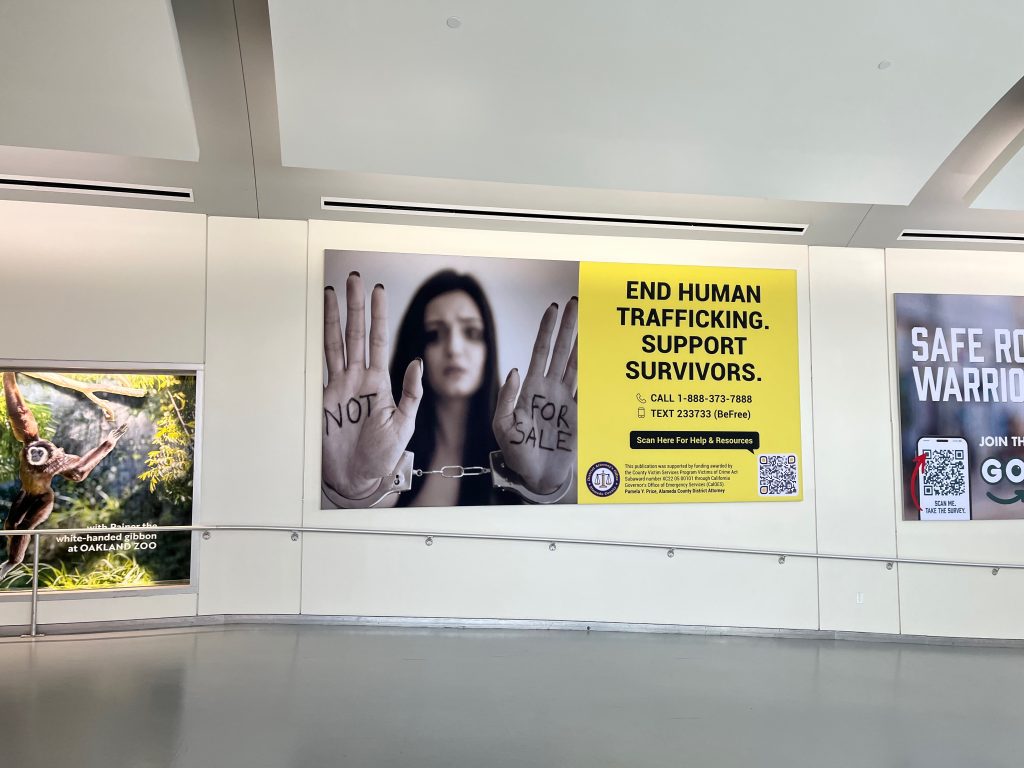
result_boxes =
[1,372,130,580]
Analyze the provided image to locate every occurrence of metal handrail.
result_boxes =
[2,522,1023,567]
[3,523,1020,638]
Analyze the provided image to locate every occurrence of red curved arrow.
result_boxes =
[910,453,928,511]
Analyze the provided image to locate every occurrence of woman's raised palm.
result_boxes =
[493,298,578,495]
[322,274,422,499]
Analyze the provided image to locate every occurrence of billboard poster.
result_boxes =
[0,370,195,590]
[321,250,801,508]
[896,293,1024,521]
[578,261,801,504]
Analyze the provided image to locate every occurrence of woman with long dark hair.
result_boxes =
[321,270,577,507]
[389,270,500,506]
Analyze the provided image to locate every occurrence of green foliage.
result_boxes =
[45,554,154,590]
[43,554,155,590]
[0,553,155,590]
[139,376,195,506]
[0,565,34,590]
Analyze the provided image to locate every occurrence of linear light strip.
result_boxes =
[0,175,193,201]
[322,197,807,235]
[900,229,1024,243]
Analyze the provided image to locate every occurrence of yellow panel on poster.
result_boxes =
[577,261,802,503]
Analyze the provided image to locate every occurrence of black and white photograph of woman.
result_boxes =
[321,250,579,508]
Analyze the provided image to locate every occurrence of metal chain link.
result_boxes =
[413,465,491,479]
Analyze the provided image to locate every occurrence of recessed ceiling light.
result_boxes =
[877,60,892,70]
[446,16,461,29]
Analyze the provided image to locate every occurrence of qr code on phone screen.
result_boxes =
[757,454,799,496]
[922,449,965,496]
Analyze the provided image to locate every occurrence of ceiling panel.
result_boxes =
[0,0,199,162]
[269,0,1024,207]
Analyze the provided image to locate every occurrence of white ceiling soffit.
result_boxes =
[972,137,1024,211]
[0,0,199,162]
[269,0,1024,207]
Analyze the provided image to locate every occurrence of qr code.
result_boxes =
[757,453,799,496]
[922,448,965,496]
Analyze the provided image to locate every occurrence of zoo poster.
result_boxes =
[896,293,1024,521]
[0,371,195,591]
[321,250,802,508]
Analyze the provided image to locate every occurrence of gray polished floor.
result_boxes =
[1,624,1023,767]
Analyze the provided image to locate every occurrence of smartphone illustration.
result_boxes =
[917,436,971,521]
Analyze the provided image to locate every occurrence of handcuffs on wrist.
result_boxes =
[322,450,573,508]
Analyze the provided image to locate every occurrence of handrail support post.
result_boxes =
[20,532,43,639]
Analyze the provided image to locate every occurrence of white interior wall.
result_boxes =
[0,200,206,624]
[197,217,308,616]
[808,247,901,634]
[0,200,207,364]
[1,204,1022,639]
[302,222,820,628]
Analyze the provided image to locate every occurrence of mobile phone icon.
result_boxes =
[917,436,971,521]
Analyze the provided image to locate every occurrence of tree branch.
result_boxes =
[21,372,147,422]
[166,391,193,438]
